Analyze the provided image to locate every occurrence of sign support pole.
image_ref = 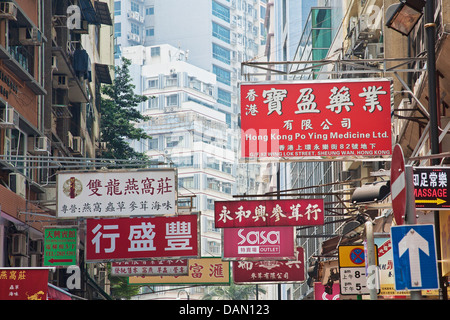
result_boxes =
[365,220,377,300]
[405,165,422,300]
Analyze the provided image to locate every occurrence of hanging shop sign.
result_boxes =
[215,199,324,228]
[0,268,50,300]
[43,226,78,267]
[85,214,199,262]
[240,78,393,159]
[56,169,177,218]
[128,257,230,285]
[233,247,305,284]
[413,167,449,210]
[222,226,295,260]
[111,259,188,276]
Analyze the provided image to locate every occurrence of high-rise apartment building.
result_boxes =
[123,44,236,257]
[114,0,265,146]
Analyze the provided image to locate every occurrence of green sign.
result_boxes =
[43,227,78,267]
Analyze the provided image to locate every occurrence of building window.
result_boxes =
[131,23,139,35]
[145,6,154,15]
[130,1,140,13]
[217,88,231,107]
[146,27,155,37]
[147,96,159,109]
[212,43,230,65]
[151,47,160,56]
[114,23,121,37]
[114,1,121,15]
[166,94,178,106]
[212,22,230,43]
[213,65,231,86]
[212,1,230,23]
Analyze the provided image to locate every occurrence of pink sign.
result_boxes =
[240,79,392,158]
[233,247,305,283]
[215,199,324,228]
[86,215,199,261]
[222,226,295,260]
[314,282,340,300]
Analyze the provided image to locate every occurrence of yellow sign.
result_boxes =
[128,258,230,285]
[338,245,378,268]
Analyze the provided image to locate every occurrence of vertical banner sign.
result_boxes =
[43,227,78,267]
[240,78,393,159]
[0,268,49,300]
[215,199,324,227]
[85,215,199,261]
[233,247,305,283]
[222,226,295,260]
[57,169,177,218]
[413,167,449,210]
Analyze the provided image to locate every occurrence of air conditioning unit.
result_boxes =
[73,136,84,154]
[0,2,17,20]
[54,75,69,89]
[12,233,27,256]
[51,56,58,70]
[11,256,28,267]
[9,173,26,198]
[365,43,384,59]
[29,239,43,254]
[67,131,74,149]
[19,27,42,46]
[28,136,50,154]
[0,104,19,129]
[30,254,42,267]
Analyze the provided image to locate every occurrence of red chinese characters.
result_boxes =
[85,215,199,261]
[215,199,324,228]
[233,247,305,283]
[240,79,392,158]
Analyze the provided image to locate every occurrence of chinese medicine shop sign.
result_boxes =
[240,78,393,159]
[56,169,176,218]
[413,167,449,210]
[44,227,78,267]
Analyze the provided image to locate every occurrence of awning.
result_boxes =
[79,0,99,24]
[47,283,86,300]
[95,63,112,84]
[95,1,113,26]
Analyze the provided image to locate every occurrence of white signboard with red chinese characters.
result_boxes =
[85,215,199,261]
[240,78,393,159]
[56,169,176,218]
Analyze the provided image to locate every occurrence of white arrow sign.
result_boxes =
[398,228,429,287]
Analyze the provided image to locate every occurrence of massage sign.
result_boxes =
[240,78,393,159]
[413,167,449,210]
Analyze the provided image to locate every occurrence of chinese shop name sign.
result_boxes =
[57,169,177,218]
[215,199,324,228]
[85,215,199,261]
[240,78,393,159]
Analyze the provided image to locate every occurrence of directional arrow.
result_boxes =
[415,198,446,205]
[398,228,429,287]
[48,258,73,264]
